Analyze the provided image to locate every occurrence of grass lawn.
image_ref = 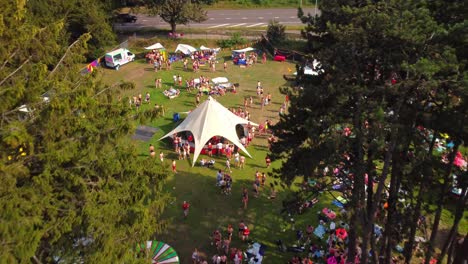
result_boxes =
[99,41,328,263]
[98,39,467,263]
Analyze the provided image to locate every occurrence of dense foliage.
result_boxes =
[0,0,169,262]
[272,0,467,263]
[143,0,213,33]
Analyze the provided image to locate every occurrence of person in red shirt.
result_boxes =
[242,226,250,241]
[182,201,190,218]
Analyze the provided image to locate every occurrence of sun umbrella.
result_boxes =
[137,241,180,264]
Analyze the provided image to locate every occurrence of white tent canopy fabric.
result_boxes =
[200,45,221,52]
[232,47,256,53]
[294,59,323,76]
[174,44,197,55]
[145,43,165,50]
[160,96,257,166]
[212,77,229,84]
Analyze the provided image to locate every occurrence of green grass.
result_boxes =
[98,38,467,263]
[98,41,330,263]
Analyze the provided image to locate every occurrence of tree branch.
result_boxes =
[0,49,18,71]
[0,56,31,86]
[49,38,82,77]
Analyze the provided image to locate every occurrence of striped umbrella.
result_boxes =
[137,241,180,264]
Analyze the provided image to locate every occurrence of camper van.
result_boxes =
[104,48,135,70]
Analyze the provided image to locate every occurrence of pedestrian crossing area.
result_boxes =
[208,23,268,29]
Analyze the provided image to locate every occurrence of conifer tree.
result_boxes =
[272,0,467,263]
[0,1,169,262]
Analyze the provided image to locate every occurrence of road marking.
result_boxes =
[225,17,231,20]
[258,17,264,19]
[290,16,296,18]
[274,16,280,19]
[246,23,266,28]
[227,23,247,28]
[142,19,148,21]
[209,18,214,20]
[242,17,247,19]
[208,23,230,28]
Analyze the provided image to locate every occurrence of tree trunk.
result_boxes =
[440,185,468,260]
[347,96,366,263]
[404,135,437,263]
[361,143,376,264]
[452,233,468,264]
[425,142,460,264]
[170,22,177,33]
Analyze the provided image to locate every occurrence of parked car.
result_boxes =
[104,48,135,70]
[115,13,137,23]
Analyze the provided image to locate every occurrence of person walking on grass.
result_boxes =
[239,155,246,169]
[182,200,190,218]
[172,160,177,173]
[265,155,271,168]
[227,224,234,241]
[238,220,245,239]
[242,187,248,209]
[225,159,232,173]
[159,151,164,163]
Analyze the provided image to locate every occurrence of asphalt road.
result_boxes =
[115,8,319,31]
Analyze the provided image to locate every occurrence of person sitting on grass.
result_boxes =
[268,189,277,200]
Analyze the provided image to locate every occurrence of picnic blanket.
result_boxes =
[163,88,180,99]
[322,208,336,220]
[336,196,348,204]
[314,224,326,239]
[332,200,344,208]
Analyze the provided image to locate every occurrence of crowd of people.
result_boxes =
[139,47,309,264]
[190,220,255,264]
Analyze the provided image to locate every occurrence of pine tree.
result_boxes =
[272,0,467,263]
[0,1,169,262]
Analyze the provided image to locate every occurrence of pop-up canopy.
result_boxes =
[174,44,197,55]
[160,96,257,166]
[145,43,165,50]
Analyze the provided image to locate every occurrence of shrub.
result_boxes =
[217,32,248,48]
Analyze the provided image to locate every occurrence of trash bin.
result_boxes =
[173,113,180,122]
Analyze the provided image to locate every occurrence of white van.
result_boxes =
[104,48,135,70]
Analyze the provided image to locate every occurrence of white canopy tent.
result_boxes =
[174,44,197,55]
[294,59,323,76]
[212,77,229,84]
[200,45,221,52]
[144,43,165,50]
[160,96,257,166]
[232,47,256,53]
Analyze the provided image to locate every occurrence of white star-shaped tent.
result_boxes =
[159,96,257,166]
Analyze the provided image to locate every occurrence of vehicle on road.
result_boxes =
[104,48,135,70]
[114,13,137,23]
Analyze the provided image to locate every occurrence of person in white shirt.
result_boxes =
[225,159,232,173]
[216,142,223,156]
